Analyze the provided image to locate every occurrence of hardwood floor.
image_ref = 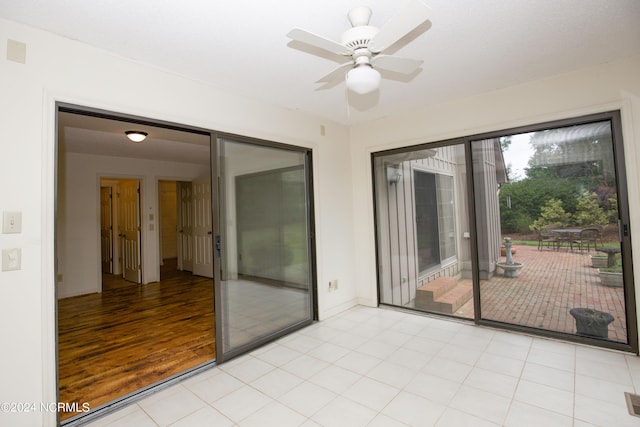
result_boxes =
[57,260,215,420]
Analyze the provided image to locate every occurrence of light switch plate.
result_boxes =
[3,211,22,233]
[2,248,21,271]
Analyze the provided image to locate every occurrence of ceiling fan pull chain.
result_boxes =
[345,89,351,122]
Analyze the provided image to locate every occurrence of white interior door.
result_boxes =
[192,177,213,278]
[120,179,142,283]
[100,186,113,274]
[177,181,194,272]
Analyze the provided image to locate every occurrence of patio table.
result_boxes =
[552,228,583,251]
[596,247,620,268]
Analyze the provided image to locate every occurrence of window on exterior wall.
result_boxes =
[414,170,440,272]
[437,174,457,263]
[414,171,457,273]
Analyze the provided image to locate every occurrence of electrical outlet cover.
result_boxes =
[2,248,21,271]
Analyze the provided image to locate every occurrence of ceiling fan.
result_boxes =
[287,0,432,95]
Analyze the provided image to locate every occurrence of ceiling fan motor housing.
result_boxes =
[343,6,379,50]
[341,26,379,50]
[348,6,372,26]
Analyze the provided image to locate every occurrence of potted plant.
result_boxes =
[500,245,517,256]
[569,308,614,339]
[599,266,623,287]
[590,254,609,268]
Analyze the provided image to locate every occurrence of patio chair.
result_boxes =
[586,224,605,246]
[535,226,558,251]
[571,227,600,252]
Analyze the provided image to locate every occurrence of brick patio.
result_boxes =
[453,243,627,343]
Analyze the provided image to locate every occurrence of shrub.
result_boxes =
[530,198,571,230]
[607,194,619,223]
[573,191,607,226]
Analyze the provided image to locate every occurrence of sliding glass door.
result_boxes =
[214,136,315,360]
[373,143,476,319]
[471,112,635,348]
[373,111,636,352]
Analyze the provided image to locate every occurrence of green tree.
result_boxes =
[500,136,512,151]
[527,125,616,187]
[499,175,579,233]
[530,198,572,231]
[573,191,607,226]
[607,194,619,223]
[498,124,619,234]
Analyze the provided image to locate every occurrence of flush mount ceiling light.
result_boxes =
[125,131,148,143]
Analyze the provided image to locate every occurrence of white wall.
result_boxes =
[350,55,640,335]
[0,19,354,427]
[57,152,210,298]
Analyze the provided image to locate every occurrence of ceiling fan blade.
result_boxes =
[372,55,423,74]
[368,0,432,53]
[287,28,353,56]
[315,62,353,84]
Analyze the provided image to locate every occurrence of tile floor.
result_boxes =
[86,305,640,426]
[222,279,310,350]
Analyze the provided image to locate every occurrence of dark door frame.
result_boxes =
[55,102,319,424]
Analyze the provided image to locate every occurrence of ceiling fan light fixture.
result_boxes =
[345,65,381,94]
[125,130,148,143]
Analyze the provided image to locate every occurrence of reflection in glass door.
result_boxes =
[214,137,315,360]
[373,143,475,319]
[471,112,635,348]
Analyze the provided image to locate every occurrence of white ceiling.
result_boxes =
[2,1,640,164]
[57,112,211,165]
[2,0,639,126]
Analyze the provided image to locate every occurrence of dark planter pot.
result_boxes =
[569,308,614,339]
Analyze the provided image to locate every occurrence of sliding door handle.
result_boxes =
[215,235,221,258]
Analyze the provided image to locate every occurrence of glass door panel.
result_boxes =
[373,143,475,319]
[471,118,633,345]
[215,138,314,359]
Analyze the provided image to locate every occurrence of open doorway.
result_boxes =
[158,180,182,280]
[159,179,214,280]
[56,106,216,422]
[100,178,142,290]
